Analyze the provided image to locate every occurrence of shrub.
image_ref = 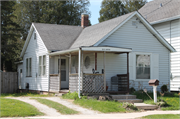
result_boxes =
[62,91,79,100]
[129,87,136,93]
[161,85,168,93]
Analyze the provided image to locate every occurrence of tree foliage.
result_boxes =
[99,0,147,22]
[123,0,147,12]
[1,1,23,71]
[98,0,127,23]
[14,0,90,40]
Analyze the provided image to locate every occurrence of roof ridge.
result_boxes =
[33,22,81,27]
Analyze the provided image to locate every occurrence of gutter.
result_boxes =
[150,15,180,25]
[48,48,79,56]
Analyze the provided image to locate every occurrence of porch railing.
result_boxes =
[117,74,129,93]
[82,74,104,93]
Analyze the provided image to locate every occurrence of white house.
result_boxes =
[18,11,175,95]
[139,0,180,91]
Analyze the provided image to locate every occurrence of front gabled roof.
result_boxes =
[139,0,180,24]
[20,23,83,57]
[71,11,176,52]
[33,23,83,51]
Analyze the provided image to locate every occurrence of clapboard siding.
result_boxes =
[98,16,171,91]
[153,19,180,91]
[69,74,79,92]
[22,28,49,91]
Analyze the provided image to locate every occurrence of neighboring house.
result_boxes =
[139,0,180,91]
[18,11,175,95]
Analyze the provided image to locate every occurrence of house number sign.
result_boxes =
[102,48,110,51]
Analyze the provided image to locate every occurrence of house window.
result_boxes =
[34,33,36,40]
[136,54,150,79]
[26,58,32,77]
[39,55,46,76]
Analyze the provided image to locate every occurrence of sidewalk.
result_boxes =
[1,110,179,119]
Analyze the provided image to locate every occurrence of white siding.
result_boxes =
[22,28,49,91]
[98,16,171,91]
[153,19,180,91]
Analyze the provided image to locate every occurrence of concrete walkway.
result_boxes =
[1,110,180,119]
[4,97,180,119]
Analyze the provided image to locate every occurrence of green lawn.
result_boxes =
[32,98,79,115]
[0,98,43,117]
[132,91,180,110]
[1,92,52,97]
[142,114,180,119]
[62,92,138,113]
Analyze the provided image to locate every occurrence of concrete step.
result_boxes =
[134,103,158,110]
[116,99,143,103]
[111,95,136,99]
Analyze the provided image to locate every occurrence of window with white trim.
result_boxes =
[26,58,32,77]
[39,55,46,76]
[136,54,150,79]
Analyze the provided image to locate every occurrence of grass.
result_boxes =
[32,98,79,115]
[62,92,138,113]
[0,98,43,117]
[1,92,53,97]
[132,91,180,110]
[141,114,180,119]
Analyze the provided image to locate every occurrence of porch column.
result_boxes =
[103,51,106,92]
[78,49,81,98]
[127,52,129,93]
[81,51,83,92]
[69,53,71,75]
[59,55,61,91]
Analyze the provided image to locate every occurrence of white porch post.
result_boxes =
[103,51,106,92]
[81,51,83,93]
[59,55,61,91]
[78,49,81,98]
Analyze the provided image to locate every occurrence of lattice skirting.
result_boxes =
[82,74,104,93]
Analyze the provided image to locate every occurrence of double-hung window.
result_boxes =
[26,58,32,77]
[136,54,150,79]
[39,55,46,76]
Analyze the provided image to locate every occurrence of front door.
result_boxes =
[59,58,69,89]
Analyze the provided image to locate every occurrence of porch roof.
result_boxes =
[48,46,132,56]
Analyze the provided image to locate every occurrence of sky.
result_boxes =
[89,0,153,25]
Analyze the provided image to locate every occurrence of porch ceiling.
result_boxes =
[49,46,132,56]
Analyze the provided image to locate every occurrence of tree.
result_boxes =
[98,0,147,23]
[1,1,23,71]
[14,0,90,41]
[123,0,147,12]
[98,0,127,22]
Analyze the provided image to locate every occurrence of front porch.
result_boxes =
[49,46,132,96]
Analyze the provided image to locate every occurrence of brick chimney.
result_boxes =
[81,13,89,28]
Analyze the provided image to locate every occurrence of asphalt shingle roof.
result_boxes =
[33,23,83,51]
[139,0,180,23]
[70,12,134,48]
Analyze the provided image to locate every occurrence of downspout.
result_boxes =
[78,48,81,98]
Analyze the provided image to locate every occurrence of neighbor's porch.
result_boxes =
[49,46,132,95]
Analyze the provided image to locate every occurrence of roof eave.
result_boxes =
[136,12,176,52]
[150,15,180,25]
[20,25,34,58]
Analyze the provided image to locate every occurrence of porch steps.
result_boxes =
[111,95,143,103]
[134,103,158,110]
